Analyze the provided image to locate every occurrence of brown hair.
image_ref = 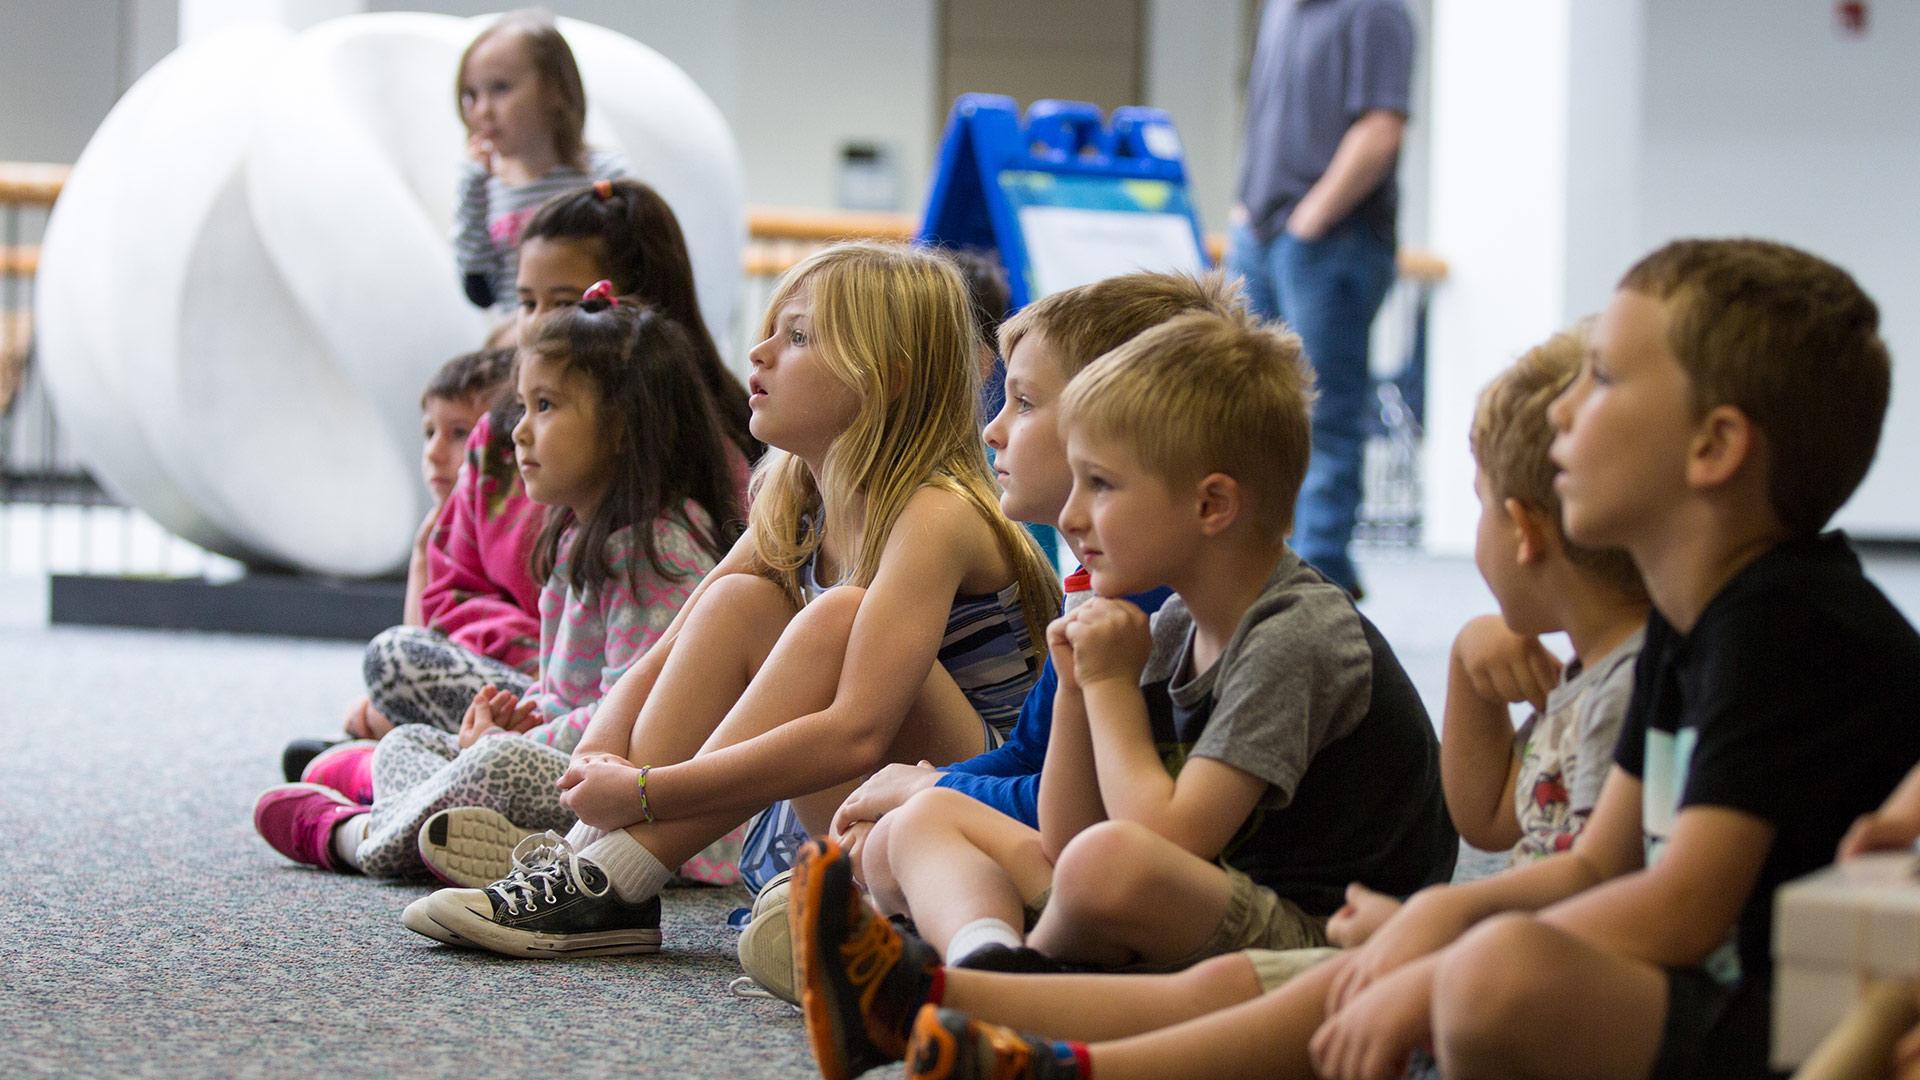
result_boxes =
[421,346,515,410]
[1472,322,1644,598]
[1059,308,1314,539]
[521,179,760,464]
[520,299,742,594]
[1619,239,1890,536]
[456,8,589,171]
[1000,271,1246,379]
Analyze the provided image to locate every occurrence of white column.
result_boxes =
[1421,0,1644,554]
[179,0,365,43]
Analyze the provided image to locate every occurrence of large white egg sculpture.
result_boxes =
[36,13,746,576]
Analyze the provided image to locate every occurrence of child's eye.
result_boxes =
[1013,395,1033,414]
[519,298,536,314]
[489,80,513,96]
[1086,476,1111,492]
[789,328,807,347]
[451,425,473,442]
[422,423,436,441]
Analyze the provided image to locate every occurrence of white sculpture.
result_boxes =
[36,13,746,576]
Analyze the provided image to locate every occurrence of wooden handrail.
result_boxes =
[0,164,1448,284]
[0,162,69,207]
[740,204,1448,283]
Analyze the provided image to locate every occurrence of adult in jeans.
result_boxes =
[1227,0,1414,596]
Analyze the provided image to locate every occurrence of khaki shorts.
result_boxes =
[1244,946,1343,992]
[1159,866,1328,973]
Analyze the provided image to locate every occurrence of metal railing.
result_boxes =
[1,162,1443,579]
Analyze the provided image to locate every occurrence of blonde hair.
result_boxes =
[745,242,1060,651]
[1059,309,1314,539]
[1471,322,1643,598]
[1000,271,1246,379]
[455,8,589,171]
[1620,238,1890,536]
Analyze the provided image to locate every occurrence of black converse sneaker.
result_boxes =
[401,834,661,958]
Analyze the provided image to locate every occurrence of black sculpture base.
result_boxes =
[49,572,405,641]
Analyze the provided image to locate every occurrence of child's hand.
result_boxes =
[1329,886,1473,1013]
[1839,809,1920,861]
[1309,962,1434,1080]
[1045,616,1079,691]
[1453,614,1561,712]
[1326,883,1404,949]
[839,819,876,887]
[556,755,646,830]
[466,131,495,174]
[458,685,537,749]
[1062,598,1151,688]
[831,761,939,837]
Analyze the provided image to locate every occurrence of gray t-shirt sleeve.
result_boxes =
[1191,585,1373,806]
[1568,644,1637,814]
[1345,1,1416,119]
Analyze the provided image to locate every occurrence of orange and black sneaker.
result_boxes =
[791,838,943,1080]
[905,1004,1085,1080]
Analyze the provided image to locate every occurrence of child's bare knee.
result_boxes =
[1051,820,1159,918]
[1432,913,1557,1065]
[699,571,794,615]
[888,785,979,838]
[793,583,866,631]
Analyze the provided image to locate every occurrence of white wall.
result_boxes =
[1637,0,1920,539]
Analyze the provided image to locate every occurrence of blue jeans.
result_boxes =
[1226,217,1396,593]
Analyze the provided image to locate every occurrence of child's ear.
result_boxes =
[1195,472,1242,537]
[1504,497,1559,566]
[1688,403,1758,491]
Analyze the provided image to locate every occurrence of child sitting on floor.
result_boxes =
[254,295,740,884]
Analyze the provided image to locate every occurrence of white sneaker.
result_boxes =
[735,868,797,1003]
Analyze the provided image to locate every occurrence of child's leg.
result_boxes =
[940,952,1273,1042]
[357,730,571,878]
[1428,912,1666,1079]
[918,956,1347,1080]
[1029,820,1322,969]
[791,662,988,836]
[867,787,1053,956]
[362,626,533,733]
[617,584,987,874]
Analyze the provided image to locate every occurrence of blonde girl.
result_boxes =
[403,242,1060,957]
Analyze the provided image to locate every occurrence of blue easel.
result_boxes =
[919,95,1211,571]
[918,94,1211,309]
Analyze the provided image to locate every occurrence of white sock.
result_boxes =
[331,814,369,871]
[945,917,1022,965]
[566,822,606,849]
[580,829,671,902]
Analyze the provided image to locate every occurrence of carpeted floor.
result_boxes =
[0,621,809,1078]
[6,549,1917,1077]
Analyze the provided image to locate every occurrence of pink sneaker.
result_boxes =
[254,783,367,870]
[300,739,377,804]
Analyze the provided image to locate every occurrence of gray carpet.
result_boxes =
[7,549,1917,1076]
[0,622,811,1078]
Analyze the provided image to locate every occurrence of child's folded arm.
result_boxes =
[1039,682,1104,859]
[1442,615,1553,852]
[1078,677,1267,856]
[1541,802,1771,969]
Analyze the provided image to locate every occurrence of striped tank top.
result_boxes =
[801,554,1039,736]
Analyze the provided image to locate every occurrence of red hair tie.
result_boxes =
[582,280,618,306]
[592,179,614,201]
